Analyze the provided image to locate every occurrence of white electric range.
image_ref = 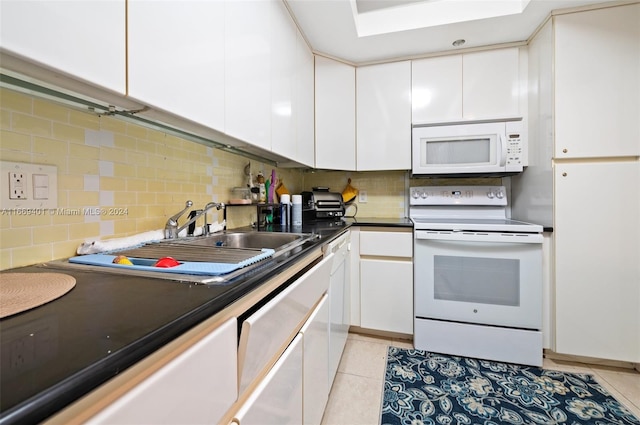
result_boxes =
[410,185,544,366]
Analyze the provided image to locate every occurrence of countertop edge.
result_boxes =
[43,247,325,425]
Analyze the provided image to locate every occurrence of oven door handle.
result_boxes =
[415,230,543,244]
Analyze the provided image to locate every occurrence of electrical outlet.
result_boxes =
[1,161,58,209]
[359,190,368,203]
[9,172,26,199]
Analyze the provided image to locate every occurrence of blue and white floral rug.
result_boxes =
[381,346,639,425]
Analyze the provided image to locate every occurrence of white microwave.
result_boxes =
[412,120,525,176]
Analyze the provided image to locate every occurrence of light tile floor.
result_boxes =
[321,332,640,425]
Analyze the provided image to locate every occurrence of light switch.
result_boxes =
[33,174,49,200]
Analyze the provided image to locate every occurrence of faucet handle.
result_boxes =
[165,200,194,239]
[168,200,193,222]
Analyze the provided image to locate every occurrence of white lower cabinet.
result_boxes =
[301,295,329,425]
[233,335,303,425]
[328,232,351,387]
[554,161,640,362]
[234,253,334,425]
[360,259,413,334]
[88,318,237,425]
[359,229,413,334]
[237,254,332,395]
[234,294,332,425]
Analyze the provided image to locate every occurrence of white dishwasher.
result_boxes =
[325,230,351,388]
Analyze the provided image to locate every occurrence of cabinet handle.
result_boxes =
[562,172,567,177]
[562,148,568,153]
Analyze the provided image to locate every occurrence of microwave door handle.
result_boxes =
[498,133,507,166]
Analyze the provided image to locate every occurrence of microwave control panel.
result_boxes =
[506,133,523,167]
[505,120,525,170]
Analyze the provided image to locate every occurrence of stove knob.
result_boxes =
[420,191,428,199]
[487,191,495,199]
[412,190,419,199]
[496,191,504,199]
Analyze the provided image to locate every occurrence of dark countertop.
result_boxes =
[345,216,414,227]
[0,217,410,423]
[0,221,355,425]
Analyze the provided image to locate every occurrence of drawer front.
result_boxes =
[360,230,412,257]
[233,334,303,425]
[300,295,329,425]
[88,318,237,425]
[238,254,332,395]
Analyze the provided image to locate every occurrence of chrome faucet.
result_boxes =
[165,200,193,239]
[199,202,225,236]
[164,200,225,239]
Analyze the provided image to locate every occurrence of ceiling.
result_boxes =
[285,0,620,64]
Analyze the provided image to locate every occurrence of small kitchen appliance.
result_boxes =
[301,189,345,221]
[410,185,543,366]
[412,120,525,176]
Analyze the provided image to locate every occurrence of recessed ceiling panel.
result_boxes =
[286,0,619,63]
[354,0,532,37]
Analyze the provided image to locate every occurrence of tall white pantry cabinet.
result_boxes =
[551,4,640,363]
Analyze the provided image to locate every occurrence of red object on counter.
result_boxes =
[154,257,180,268]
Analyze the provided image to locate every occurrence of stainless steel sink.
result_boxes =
[51,231,318,285]
[169,231,312,252]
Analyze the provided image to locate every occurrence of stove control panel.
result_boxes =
[410,186,508,206]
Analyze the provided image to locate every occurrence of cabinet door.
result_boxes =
[356,61,411,171]
[555,161,639,362]
[463,48,520,120]
[554,4,640,158]
[328,244,350,386]
[234,335,303,425]
[271,0,296,160]
[225,0,272,150]
[0,0,125,94]
[360,259,413,334]
[238,254,331,395]
[88,318,237,424]
[315,56,356,170]
[295,30,316,167]
[128,0,225,131]
[300,295,329,425]
[411,55,463,124]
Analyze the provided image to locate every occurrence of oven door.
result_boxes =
[414,230,543,330]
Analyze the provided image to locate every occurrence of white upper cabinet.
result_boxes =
[294,30,315,167]
[0,0,126,94]
[315,56,356,170]
[554,4,640,158]
[412,48,520,124]
[463,48,520,120]
[225,0,272,151]
[271,0,297,160]
[412,55,463,124]
[356,61,411,171]
[128,1,225,131]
